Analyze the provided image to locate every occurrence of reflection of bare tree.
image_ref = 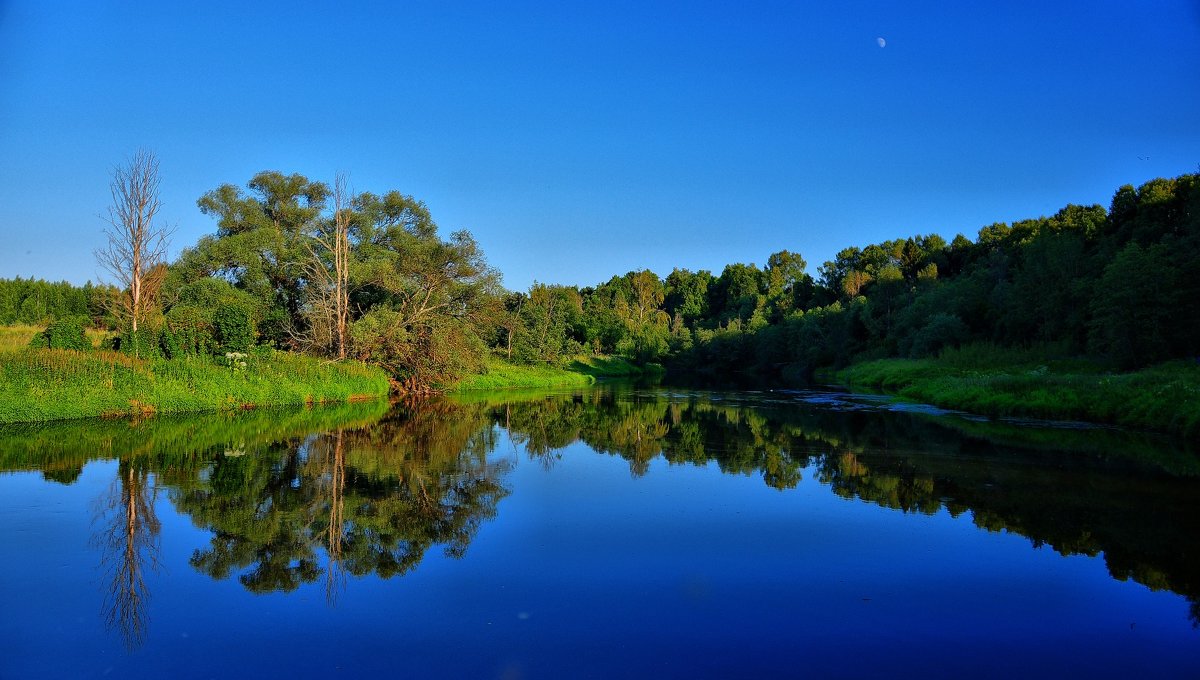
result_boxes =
[323,430,347,604]
[93,460,161,650]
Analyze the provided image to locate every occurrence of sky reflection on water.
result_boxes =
[1,387,1197,678]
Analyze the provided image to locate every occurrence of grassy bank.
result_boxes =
[0,324,112,352]
[448,357,596,391]
[836,346,1200,439]
[0,347,390,424]
[447,355,660,391]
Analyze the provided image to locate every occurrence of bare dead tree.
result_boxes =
[304,172,352,358]
[95,150,172,341]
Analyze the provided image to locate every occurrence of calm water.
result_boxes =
[1,385,1198,678]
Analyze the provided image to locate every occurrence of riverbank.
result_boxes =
[836,352,1200,439]
[447,355,661,391]
[0,347,390,424]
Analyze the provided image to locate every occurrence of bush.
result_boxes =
[29,317,90,351]
[165,278,260,356]
[909,313,969,358]
[213,304,255,353]
[114,326,164,360]
[158,326,182,359]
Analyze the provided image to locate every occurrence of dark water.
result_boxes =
[1,385,1198,679]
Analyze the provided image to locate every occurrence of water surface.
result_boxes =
[1,386,1197,678]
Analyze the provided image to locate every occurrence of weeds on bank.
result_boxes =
[839,345,1200,438]
[0,347,390,424]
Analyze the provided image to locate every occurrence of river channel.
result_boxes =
[1,384,1197,678]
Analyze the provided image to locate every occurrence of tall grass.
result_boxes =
[0,399,389,472]
[839,347,1200,439]
[0,347,390,424]
[448,357,596,391]
[0,325,42,351]
[568,355,664,378]
[1,325,113,352]
[448,354,663,392]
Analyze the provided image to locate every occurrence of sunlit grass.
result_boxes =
[0,347,390,424]
[1,324,114,352]
[447,356,596,391]
[839,347,1200,438]
[0,325,43,351]
[568,355,664,378]
[447,354,664,391]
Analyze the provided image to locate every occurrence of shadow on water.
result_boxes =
[2,384,1198,648]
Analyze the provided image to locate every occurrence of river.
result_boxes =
[1,384,1197,678]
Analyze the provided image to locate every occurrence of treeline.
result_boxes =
[500,171,1199,378]
[12,169,1198,387]
[0,278,115,326]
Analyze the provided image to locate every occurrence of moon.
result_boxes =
[877,37,886,48]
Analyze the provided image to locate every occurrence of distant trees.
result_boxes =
[0,278,112,326]
[28,161,1197,388]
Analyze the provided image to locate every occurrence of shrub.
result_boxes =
[29,317,90,351]
[158,325,182,359]
[114,326,164,360]
[213,304,255,353]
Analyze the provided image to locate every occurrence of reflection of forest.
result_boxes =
[172,401,510,594]
[0,401,509,647]
[467,388,1200,624]
[3,386,1198,646]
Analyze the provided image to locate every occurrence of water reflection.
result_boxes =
[1,385,1198,651]
[459,387,1200,627]
[93,460,160,649]
[173,405,510,597]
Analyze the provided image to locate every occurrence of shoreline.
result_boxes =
[0,347,391,426]
[833,358,1200,440]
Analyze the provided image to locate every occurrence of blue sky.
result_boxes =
[1,1,1197,290]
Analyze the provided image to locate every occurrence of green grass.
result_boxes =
[0,347,390,424]
[0,325,42,351]
[837,348,1200,439]
[447,357,597,391]
[1,324,113,352]
[567,354,665,378]
[0,399,389,474]
[448,354,664,392]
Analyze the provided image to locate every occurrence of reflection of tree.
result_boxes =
[171,400,510,595]
[93,460,161,650]
[464,388,1200,623]
[321,429,347,603]
[482,392,808,488]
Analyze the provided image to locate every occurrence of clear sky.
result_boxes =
[1,1,1197,291]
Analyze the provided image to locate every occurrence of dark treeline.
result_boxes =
[509,171,1199,378]
[8,169,1198,386]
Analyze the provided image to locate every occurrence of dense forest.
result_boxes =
[4,169,1197,387]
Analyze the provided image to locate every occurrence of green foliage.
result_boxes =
[1088,242,1176,368]
[0,347,390,424]
[165,277,261,356]
[213,304,255,353]
[839,355,1200,439]
[449,356,596,391]
[661,170,1200,384]
[115,326,164,360]
[0,278,115,326]
[29,317,90,351]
